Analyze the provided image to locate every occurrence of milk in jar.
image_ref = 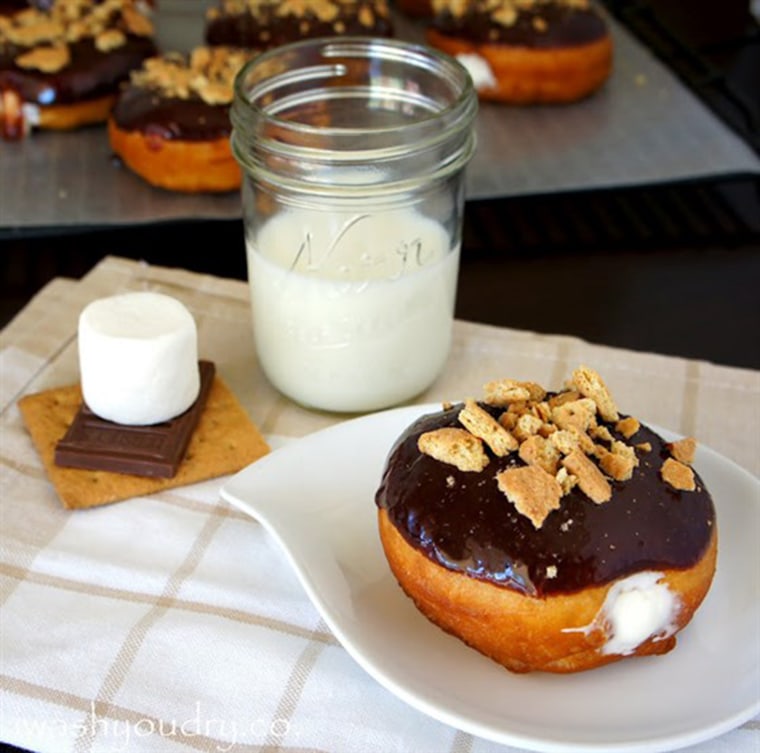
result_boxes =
[231,37,477,411]
[247,208,458,412]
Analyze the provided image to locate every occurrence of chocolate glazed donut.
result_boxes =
[0,0,156,139]
[108,47,253,193]
[375,366,717,673]
[426,0,613,103]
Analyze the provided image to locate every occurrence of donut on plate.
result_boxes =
[0,0,156,139]
[375,365,717,674]
[108,46,254,193]
[204,0,393,50]
[425,0,613,104]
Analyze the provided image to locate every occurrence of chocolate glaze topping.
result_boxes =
[431,1,608,47]
[375,402,715,597]
[110,85,232,141]
[0,35,155,104]
[0,0,29,14]
[1,0,60,11]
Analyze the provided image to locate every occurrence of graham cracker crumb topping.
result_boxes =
[518,434,560,475]
[667,437,696,465]
[483,378,546,405]
[418,427,489,473]
[661,457,696,491]
[15,42,70,73]
[561,448,611,503]
[417,365,701,529]
[129,47,254,105]
[459,399,518,456]
[496,465,562,529]
[571,365,619,422]
[615,416,640,439]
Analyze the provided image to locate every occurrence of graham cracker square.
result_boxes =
[18,375,270,509]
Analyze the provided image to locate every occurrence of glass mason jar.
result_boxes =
[231,36,477,413]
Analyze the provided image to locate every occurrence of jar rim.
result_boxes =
[232,36,477,137]
[231,36,478,193]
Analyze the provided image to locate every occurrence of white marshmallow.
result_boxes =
[78,292,200,426]
[563,571,680,656]
[601,572,679,655]
[455,53,497,92]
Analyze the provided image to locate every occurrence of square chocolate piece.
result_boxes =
[54,361,215,479]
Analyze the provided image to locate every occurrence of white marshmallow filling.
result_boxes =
[563,571,681,656]
[455,53,498,92]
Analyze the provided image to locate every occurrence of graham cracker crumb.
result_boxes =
[483,379,545,406]
[459,399,518,456]
[611,439,638,462]
[661,457,696,491]
[551,398,597,433]
[548,429,580,456]
[548,390,580,407]
[418,427,489,472]
[590,424,614,443]
[95,28,126,52]
[123,4,155,36]
[598,447,636,481]
[555,466,578,495]
[562,449,611,503]
[496,465,562,529]
[571,365,619,422]
[518,434,560,475]
[533,400,552,424]
[497,410,517,431]
[512,412,544,442]
[483,380,531,405]
[668,437,696,465]
[616,416,640,439]
[15,43,70,72]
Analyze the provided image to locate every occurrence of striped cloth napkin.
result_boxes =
[1,256,758,753]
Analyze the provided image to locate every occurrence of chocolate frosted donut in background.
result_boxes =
[108,46,253,193]
[0,0,156,139]
[425,0,613,103]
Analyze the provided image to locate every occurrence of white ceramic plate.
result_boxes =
[221,404,760,753]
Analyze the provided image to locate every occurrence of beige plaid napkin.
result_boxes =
[1,256,758,753]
